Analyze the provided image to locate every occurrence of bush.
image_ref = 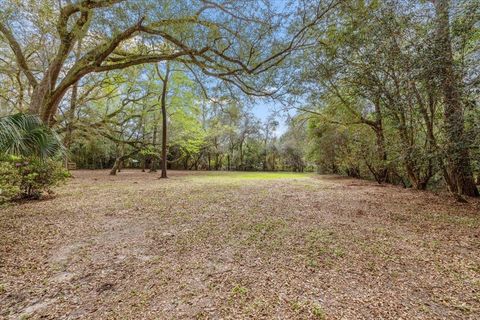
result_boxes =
[0,161,21,203]
[0,156,70,203]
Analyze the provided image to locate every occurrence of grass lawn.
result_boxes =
[1,170,479,319]
[191,171,311,180]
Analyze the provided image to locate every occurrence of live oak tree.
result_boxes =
[0,0,334,125]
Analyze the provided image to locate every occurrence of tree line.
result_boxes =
[61,65,309,174]
[0,0,478,199]
[284,0,479,198]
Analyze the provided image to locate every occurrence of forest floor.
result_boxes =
[1,170,479,320]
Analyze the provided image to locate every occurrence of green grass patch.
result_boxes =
[231,284,249,296]
[430,213,480,228]
[191,171,312,181]
[240,218,289,251]
[304,228,346,267]
[291,300,326,319]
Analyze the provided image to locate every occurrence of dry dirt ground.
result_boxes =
[1,170,479,320]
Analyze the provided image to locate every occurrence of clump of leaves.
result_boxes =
[0,113,63,159]
[140,146,160,159]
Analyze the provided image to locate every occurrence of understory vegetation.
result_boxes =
[0,114,69,202]
[0,156,69,202]
[294,1,480,194]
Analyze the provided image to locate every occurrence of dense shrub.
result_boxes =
[0,156,70,203]
[0,160,21,203]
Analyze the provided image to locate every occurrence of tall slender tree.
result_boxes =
[433,0,479,196]
[157,62,171,179]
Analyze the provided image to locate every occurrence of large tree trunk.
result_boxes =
[29,63,77,125]
[110,151,138,175]
[110,157,122,175]
[434,0,478,197]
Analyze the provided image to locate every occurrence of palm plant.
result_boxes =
[0,113,64,159]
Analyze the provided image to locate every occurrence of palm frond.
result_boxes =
[0,113,64,159]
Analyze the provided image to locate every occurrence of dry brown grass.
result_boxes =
[1,170,479,319]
